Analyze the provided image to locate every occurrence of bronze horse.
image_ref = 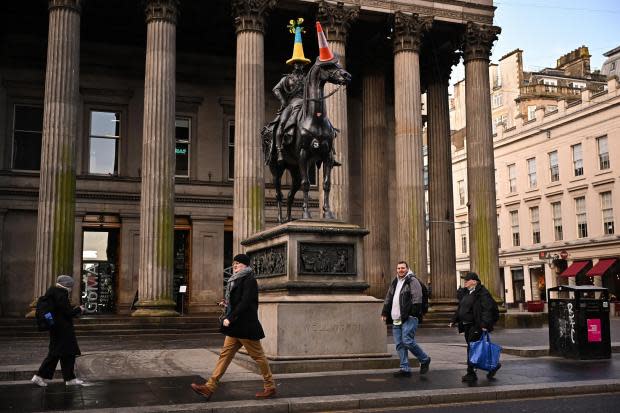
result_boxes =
[263,58,351,223]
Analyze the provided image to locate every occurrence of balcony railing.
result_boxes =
[519,84,586,98]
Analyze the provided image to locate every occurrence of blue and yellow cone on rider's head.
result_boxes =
[286,18,311,65]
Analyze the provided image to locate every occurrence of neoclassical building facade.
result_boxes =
[0,0,499,316]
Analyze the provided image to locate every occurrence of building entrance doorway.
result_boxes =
[174,217,191,313]
[81,228,120,315]
[511,267,525,304]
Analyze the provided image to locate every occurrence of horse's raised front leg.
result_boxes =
[299,149,312,219]
[322,159,335,219]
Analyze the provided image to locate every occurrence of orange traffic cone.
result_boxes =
[316,21,334,62]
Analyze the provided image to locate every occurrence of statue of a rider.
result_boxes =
[267,19,311,164]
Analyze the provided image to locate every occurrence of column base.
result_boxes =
[25,299,37,318]
[132,299,179,317]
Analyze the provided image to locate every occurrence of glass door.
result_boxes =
[81,229,119,315]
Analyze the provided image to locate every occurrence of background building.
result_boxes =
[451,45,620,306]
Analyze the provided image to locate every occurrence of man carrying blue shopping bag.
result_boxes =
[450,272,501,382]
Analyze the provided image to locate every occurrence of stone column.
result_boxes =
[462,22,501,298]
[31,0,81,313]
[231,0,276,253]
[317,1,359,222]
[134,0,179,316]
[392,12,432,279]
[362,65,390,298]
[426,48,460,307]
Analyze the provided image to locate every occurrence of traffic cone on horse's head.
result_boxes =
[316,21,335,62]
[287,25,311,65]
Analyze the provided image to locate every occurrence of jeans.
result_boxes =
[393,316,429,371]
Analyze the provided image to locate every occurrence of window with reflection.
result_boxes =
[89,111,120,175]
[12,105,43,170]
[175,117,190,177]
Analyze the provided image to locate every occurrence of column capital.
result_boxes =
[48,0,81,13]
[232,0,277,34]
[145,0,179,24]
[392,12,433,54]
[462,22,501,63]
[317,1,360,43]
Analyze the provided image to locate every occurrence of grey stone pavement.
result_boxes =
[0,318,619,412]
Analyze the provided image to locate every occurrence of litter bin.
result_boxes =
[547,285,611,359]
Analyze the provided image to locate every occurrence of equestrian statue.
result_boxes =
[262,19,351,223]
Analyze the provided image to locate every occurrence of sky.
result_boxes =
[450,0,620,85]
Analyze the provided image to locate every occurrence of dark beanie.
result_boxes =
[233,253,251,266]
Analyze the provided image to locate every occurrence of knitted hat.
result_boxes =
[56,274,75,289]
[233,254,251,267]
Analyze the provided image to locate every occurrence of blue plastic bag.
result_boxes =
[469,331,502,371]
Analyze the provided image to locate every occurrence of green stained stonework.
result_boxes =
[248,184,264,232]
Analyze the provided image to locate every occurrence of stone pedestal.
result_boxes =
[241,220,387,360]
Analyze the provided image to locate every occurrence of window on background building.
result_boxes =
[549,150,559,182]
[575,196,588,238]
[461,227,467,254]
[89,111,121,175]
[545,105,558,113]
[527,105,536,121]
[457,180,466,206]
[527,158,537,188]
[495,168,499,195]
[543,78,557,92]
[227,121,235,180]
[492,93,503,108]
[572,143,583,176]
[497,214,501,248]
[175,117,190,177]
[552,201,563,241]
[570,81,586,89]
[12,104,43,170]
[423,164,428,190]
[597,136,610,170]
[530,206,540,244]
[508,164,517,193]
[601,191,614,235]
[510,210,520,246]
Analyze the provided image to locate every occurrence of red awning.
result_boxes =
[586,259,617,277]
[560,260,590,277]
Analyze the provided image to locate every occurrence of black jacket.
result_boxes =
[381,274,423,325]
[220,271,265,341]
[45,286,82,356]
[452,284,497,333]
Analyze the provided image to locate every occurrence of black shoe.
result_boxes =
[419,357,431,374]
[487,363,501,379]
[393,370,412,378]
[461,372,478,382]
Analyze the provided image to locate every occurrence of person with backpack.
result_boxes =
[381,261,431,377]
[449,272,501,382]
[31,275,85,387]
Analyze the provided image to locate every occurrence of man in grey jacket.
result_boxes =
[381,261,431,377]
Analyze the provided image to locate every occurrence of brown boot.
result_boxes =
[191,383,213,400]
[255,387,276,399]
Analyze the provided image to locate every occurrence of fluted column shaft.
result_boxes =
[134,0,178,316]
[392,12,432,279]
[463,22,501,298]
[427,50,459,305]
[33,0,81,305]
[362,71,390,298]
[232,0,275,253]
[317,1,358,222]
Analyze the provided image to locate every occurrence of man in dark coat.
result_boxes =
[191,254,275,400]
[31,275,84,387]
[450,272,500,382]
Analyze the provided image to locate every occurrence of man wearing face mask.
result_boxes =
[31,275,85,387]
[450,272,500,382]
